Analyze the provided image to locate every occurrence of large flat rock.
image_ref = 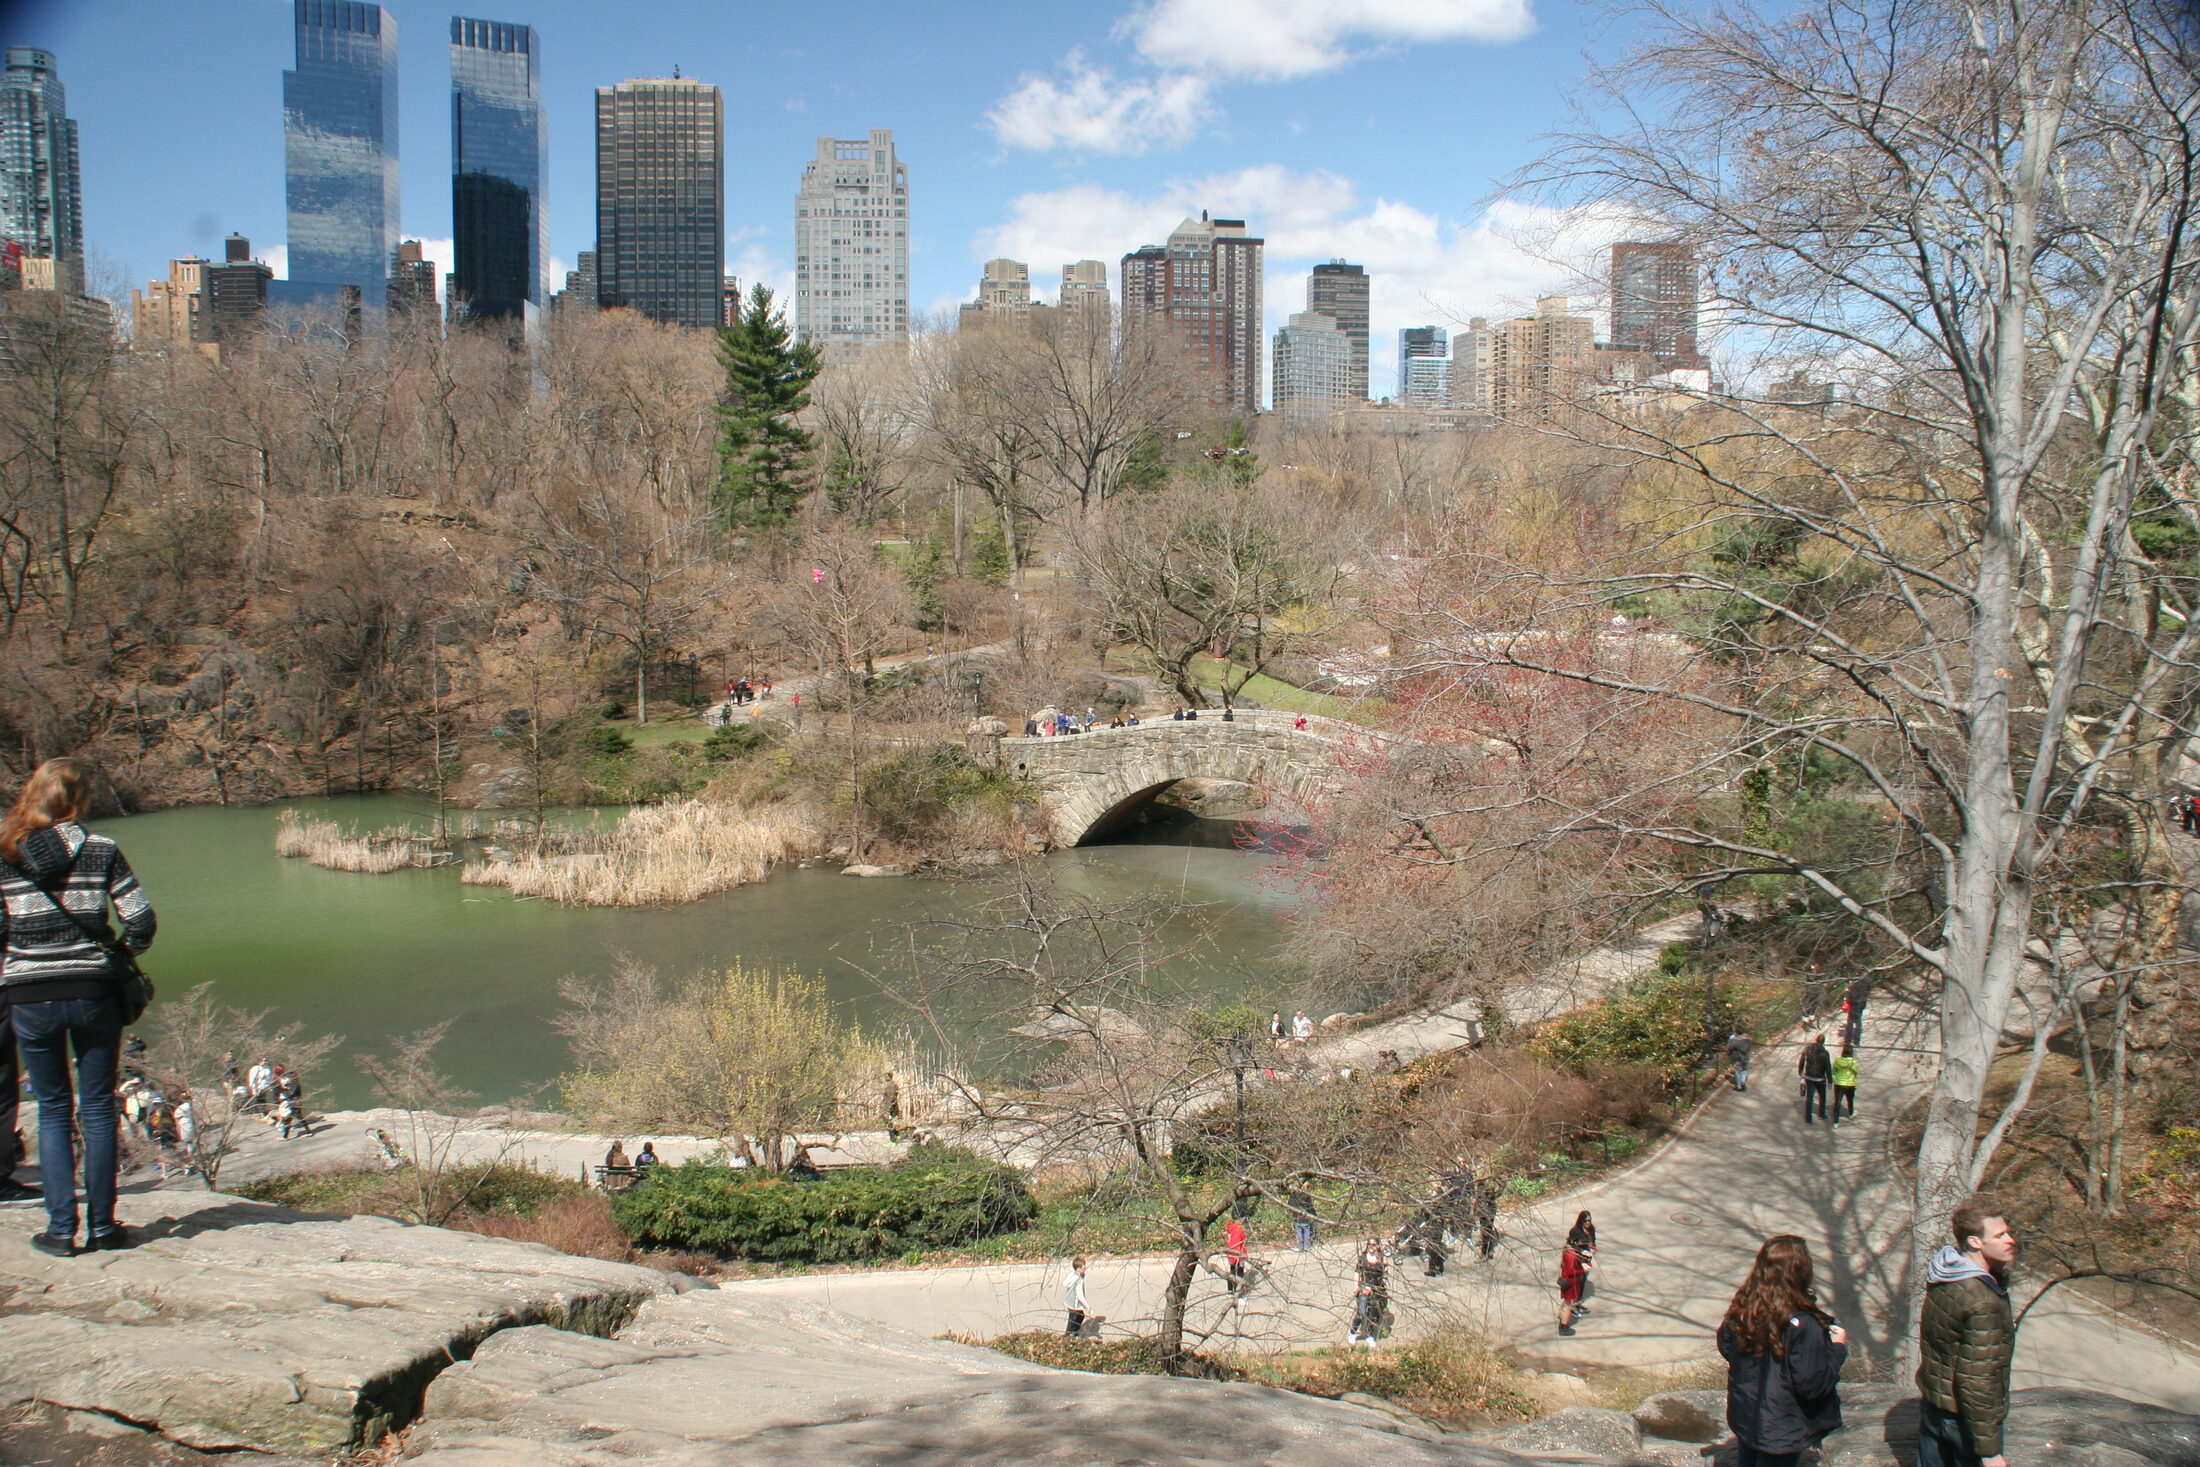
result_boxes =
[413,1290,1581,1466]
[0,1189,673,1452]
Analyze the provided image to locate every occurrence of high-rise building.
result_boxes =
[1610,241,1702,371]
[794,129,909,348]
[451,18,546,324]
[131,256,208,351]
[1060,259,1110,333]
[1398,325,1449,407]
[556,250,599,311]
[1451,317,1490,410]
[721,275,744,326]
[1486,296,1594,419]
[595,75,724,329]
[0,47,81,283]
[1120,212,1263,414]
[388,238,437,314]
[959,258,1032,330]
[284,1,399,307]
[1272,311,1351,419]
[1308,260,1369,401]
[203,234,274,342]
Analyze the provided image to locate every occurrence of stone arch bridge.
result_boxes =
[995,712,1398,847]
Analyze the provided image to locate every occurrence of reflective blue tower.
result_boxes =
[451,18,545,324]
[282,0,398,305]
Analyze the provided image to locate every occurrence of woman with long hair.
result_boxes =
[0,758,157,1256]
[1348,1237,1388,1348]
[1566,1209,1598,1315]
[1717,1234,1849,1466]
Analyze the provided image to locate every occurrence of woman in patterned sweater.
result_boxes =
[0,758,157,1256]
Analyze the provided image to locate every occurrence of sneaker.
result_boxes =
[87,1226,133,1251]
[1557,1323,1576,1336]
[28,1231,73,1258]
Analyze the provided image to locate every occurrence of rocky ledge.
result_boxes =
[4,1189,2197,1466]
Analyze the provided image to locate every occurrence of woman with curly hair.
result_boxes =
[1717,1234,1849,1466]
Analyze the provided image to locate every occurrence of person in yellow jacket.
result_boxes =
[1830,1043,1860,1124]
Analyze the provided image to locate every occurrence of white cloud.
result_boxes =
[1128,0,1536,79]
[987,55,1213,155]
[977,166,1631,395]
[728,237,794,308]
[261,244,288,280]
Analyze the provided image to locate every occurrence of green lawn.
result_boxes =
[1185,655,1372,722]
[618,712,715,746]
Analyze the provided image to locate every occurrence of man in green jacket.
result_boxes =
[1916,1199,2019,1467]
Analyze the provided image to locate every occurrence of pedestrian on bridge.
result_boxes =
[1717,1234,1849,1467]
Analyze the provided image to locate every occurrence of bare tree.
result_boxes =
[145,982,340,1193]
[1391,0,2200,1319]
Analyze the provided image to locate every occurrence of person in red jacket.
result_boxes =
[1224,1214,1250,1294]
[1558,1242,1591,1335]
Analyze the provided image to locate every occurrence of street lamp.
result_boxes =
[972,669,984,719]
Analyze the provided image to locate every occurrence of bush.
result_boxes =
[704,722,779,761]
[602,700,628,720]
[1537,965,1784,1090]
[974,1331,1178,1375]
[584,724,635,757]
[855,744,1013,846]
[238,1160,585,1222]
[458,1192,636,1263]
[610,1144,1036,1262]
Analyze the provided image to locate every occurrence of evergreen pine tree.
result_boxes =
[716,284,823,528]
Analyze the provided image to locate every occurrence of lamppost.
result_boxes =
[972,669,984,719]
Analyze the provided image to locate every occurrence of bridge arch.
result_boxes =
[1003,718,1345,847]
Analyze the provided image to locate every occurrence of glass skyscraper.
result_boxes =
[595,76,723,330]
[0,47,82,276]
[283,0,398,304]
[451,18,545,323]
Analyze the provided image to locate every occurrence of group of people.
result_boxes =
[599,1139,662,1186]
[1024,708,1131,736]
[723,677,772,706]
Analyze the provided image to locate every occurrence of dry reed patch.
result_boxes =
[461,798,816,906]
[274,810,424,874]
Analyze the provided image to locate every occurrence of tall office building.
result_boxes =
[1486,296,1594,419]
[0,47,81,283]
[1307,260,1368,400]
[595,75,724,329]
[794,130,909,347]
[1398,325,1449,407]
[1119,212,1263,414]
[1272,311,1351,419]
[283,1,399,306]
[959,258,1031,329]
[388,238,437,313]
[1610,241,1702,370]
[451,18,546,324]
[1060,259,1110,332]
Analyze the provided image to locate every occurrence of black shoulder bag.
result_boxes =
[3,854,155,1025]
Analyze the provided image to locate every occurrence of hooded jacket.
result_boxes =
[1719,1310,1847,1453]
[0,822,157,1003]
[1916,1245,2015,1456]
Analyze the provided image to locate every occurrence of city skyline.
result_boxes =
[4,0,1652,396]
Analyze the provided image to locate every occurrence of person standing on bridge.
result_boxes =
[1916,1202,2018,1467]
[1717,1234,1849,1467]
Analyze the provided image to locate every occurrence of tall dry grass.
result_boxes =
[274,810,423,874]
[461,799,816,907]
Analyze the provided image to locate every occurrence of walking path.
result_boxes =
[713,988,2200,1412]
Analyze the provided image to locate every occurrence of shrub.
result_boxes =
[972,1331,1177,1375]
[1252,1326,1533,1426]
[704,722,779,761]
[602,700,628,720]
[584,723,635,757]
[855,744,1013,846]
[238,1160,585,1222]
[1537,966,1786,1091]
[610,1144,1036,1262]
[458,1192,635,1263]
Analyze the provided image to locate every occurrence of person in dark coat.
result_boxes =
[1915,1200,2019,1467]
[1717,1234,1849,1467]
[1798,1034,1833,1123]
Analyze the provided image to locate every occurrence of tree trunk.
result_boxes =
[1156,1244,1201,1371]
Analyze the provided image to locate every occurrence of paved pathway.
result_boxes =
[717,989,2200,1412]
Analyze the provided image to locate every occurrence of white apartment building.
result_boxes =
[794,128,908,347]
[1272,311,1352,419]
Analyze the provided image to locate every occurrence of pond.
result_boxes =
[108,796,1305,1108]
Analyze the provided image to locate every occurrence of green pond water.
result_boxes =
[106,796,1303,1109]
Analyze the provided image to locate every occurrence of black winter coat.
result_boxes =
[1719,1313,1847,1453]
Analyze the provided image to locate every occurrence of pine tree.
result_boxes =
[716,285,823,528]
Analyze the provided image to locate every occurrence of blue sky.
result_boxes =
[11,0,1640,395]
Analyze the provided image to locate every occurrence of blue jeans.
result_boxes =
[1295,1220,1314,1250]
[1916,1399,1986,1467]
[13,994,123,1241]
[1736,1448,1801,1467]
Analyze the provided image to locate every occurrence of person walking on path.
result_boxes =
[1224,1214,1250,1293]
[1288,1184,1316,1251]
[1830,1043,1860,1123]
[0,757,158,1258]
[1567,1211,1598,1314]
[1349,1239,1389,1347]
[1472,1171,1503,1259]
[1717,1234,1849,1467]
[1064,1256,1089,1337]
[1916,1201,2019,1467]
[1558,1238,1591,1335]
[1798,1034,1833,1124]
[1727,1030,1754,1091]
